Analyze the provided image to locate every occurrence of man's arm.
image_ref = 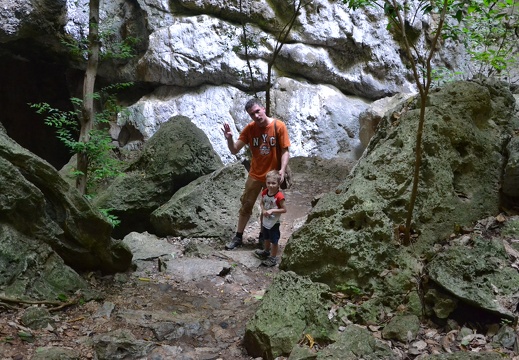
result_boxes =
[279,147,290,181]
[222,123,246,155]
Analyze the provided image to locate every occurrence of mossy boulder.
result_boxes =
[0,128,131,301]
[94,115,223,238]
[427,236,519,319]
[315,325,395,359]
[244,271,337,360]
[151,162,248,240]
[280,80,517,323]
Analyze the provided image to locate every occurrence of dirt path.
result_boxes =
[0,157,354,359]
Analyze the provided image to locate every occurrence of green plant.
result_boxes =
[344,0,519,243]
[336,283,363,296]
[98,208,121,228]
[57,0,140,195]
[443,0,519,83]
[430,67,464,88]
[233,0,309,115]
[29,83,129,193]
[345,0,450,244]
[56,293,68,302]
[60,29,140,61]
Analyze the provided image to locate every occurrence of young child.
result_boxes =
[254,170,287,267]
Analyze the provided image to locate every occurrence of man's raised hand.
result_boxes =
[222,123,233,140]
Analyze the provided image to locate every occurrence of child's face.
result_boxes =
[266,177,280,192]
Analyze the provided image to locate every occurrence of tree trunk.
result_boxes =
[266,63,273,116]
[402,0,448,244]
[265,0,304,116]
[76,0,100,195]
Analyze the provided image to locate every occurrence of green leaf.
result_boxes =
[455,9,463,22]
[467,5,477,14]
[18,331,35,343]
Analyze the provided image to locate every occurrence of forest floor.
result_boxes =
[1,157,518,359]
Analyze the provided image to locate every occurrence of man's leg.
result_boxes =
[236,213,250,233]
[225,177,264,250]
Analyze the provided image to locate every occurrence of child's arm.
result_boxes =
[276,199,287,214]
[260,195,268,217]
[264,199,287,216]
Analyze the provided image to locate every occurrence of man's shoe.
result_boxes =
[225,236,243,250]
[254,249,270,260]
[261,256,277,267]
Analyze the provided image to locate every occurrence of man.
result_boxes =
[222,98,291,250]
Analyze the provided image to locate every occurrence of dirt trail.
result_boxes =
[0,157,353,359]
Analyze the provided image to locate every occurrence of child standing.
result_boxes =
[254,170,287,267]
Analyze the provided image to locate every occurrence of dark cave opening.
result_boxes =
[0,56,78,169]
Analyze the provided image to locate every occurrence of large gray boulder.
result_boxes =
[280,79,517,322]
[94,115,223,238]
[243,271,336,360]
[427,235,519,319]
[314,325,395,359]
[150,163,248,240]
[243,79,519,358]
[0,126,131,300]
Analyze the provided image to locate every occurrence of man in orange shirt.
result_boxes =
[222,98,291,250]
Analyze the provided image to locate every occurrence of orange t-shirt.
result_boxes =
[239,119,291,182]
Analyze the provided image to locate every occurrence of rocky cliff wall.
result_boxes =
[0,0,470,166]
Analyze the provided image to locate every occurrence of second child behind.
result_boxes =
[254,170,287,267]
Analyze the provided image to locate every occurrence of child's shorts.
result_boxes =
[261,223,281,245]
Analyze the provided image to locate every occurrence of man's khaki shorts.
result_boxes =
[239,176,265,217]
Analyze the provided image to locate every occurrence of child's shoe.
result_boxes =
[254,249,270,260]
[257,232,264,249]
[261,256,277,267]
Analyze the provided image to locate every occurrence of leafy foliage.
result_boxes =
[29,83,132,192]
[443,0,519,82]
[98,208,121,228]
[29,82,128,228]
[60,29,140,62]
[345,0,518,84]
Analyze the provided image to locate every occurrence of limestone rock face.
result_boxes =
[0,0,66,42]
[94,115,223,238]
[117,81,370,165]
[0,0,474,165]
[0,127,132,300]
[280,80,517,320]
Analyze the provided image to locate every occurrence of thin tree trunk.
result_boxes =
[403,0,448,244]
[266,63,273,115]
[76,0,100,195]
[265,0,305,115]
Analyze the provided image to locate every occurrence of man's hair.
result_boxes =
[266,169,281,184]
[245,98,264,112]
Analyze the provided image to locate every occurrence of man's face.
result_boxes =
[247,104,268,127]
